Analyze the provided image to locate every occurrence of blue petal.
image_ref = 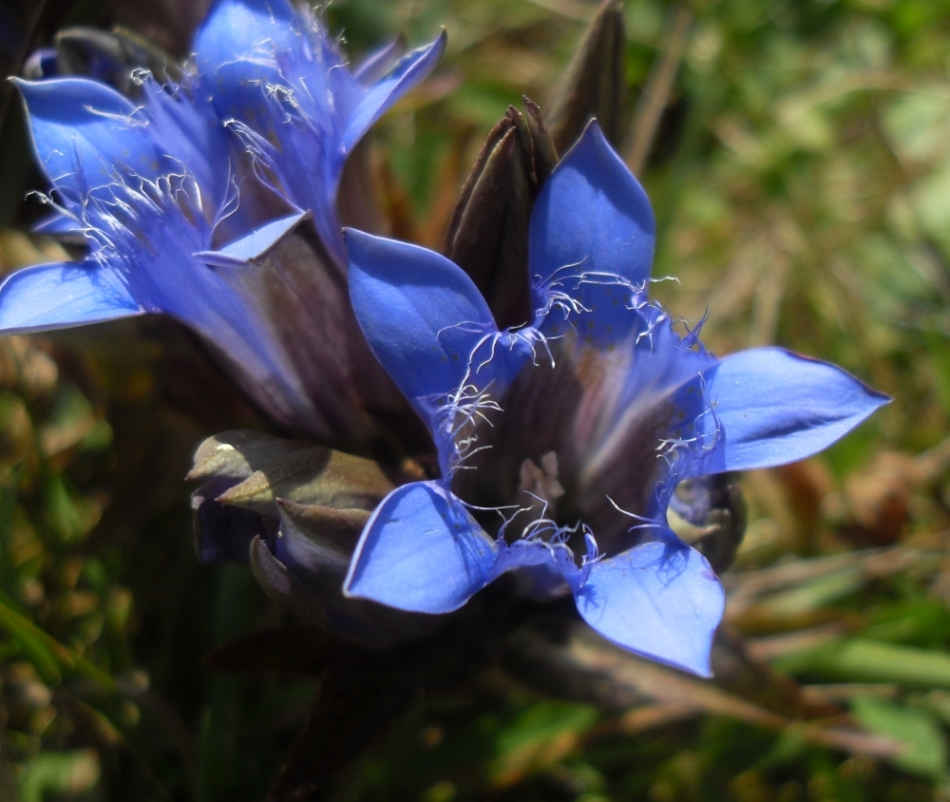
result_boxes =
[343,481,497,614]
[529,122,655,317]
[194,0,301,79]
[195,212,310,267]
[195,0,348,259]
[0,261,144,334]
[195,1,443,270]
[574,537,725,677]
[137,78,231,211]
[685,348,891,476]
[194,0,327,149]
[195,0,341,131]
[346,229,516,407]
[568,304,720,526]
[341,32,447,156]
[14,77,163,201]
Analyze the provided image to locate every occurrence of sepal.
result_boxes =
[444,107,538,330]
[52,26,184,92]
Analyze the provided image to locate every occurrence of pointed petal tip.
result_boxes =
[414,28,448,62]
[580,117,604,139]
[564,118,623,177]
[688,348,892,476]
[530,114,655,308]
[342,226,372,247]
[343,226,391,253]
[573,539,724,678]
[0,262,145,335]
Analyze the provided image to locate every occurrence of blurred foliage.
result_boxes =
[4,0,950,800]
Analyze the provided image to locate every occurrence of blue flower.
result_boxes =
[0,75,321,422]
[0,0,443,443]
[193,0,446,264]
[340,123,889,677]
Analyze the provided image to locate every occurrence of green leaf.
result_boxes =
[490,701,598,786]
[851,697,947,780]
[774,639,950,689]
[881,92,950,164]
[19,750,101,802]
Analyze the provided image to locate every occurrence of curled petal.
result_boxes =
[343,481,497,614]
[195,212,310,268]
[0,261,144,334]
[685,348,891,476]
[573,536,725,677]
[529,122,654,317]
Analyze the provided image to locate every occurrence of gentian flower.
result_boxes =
[0,0,443,446]
[193,0,446,264]
[341,123,889,677]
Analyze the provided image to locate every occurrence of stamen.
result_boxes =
[518,453,564,507]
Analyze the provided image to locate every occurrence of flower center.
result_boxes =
[451,337,677,555]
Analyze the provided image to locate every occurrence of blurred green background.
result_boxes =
[4,0,950,799]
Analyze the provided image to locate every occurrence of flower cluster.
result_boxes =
[1,0,443,446]
[3,0,888,677]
